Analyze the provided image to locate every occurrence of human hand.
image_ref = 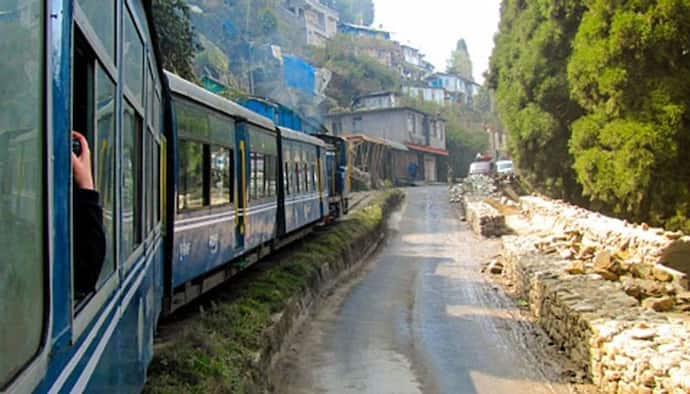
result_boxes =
[72,131,95,190]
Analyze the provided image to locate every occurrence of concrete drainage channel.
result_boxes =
[452,179,690,394]
[145,190,405,394]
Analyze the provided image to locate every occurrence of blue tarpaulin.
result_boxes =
[283,55,315,95]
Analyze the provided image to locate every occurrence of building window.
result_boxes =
[353,116,362,132]
[407,114,416,134]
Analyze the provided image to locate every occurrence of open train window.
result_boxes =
[72,28,115,309]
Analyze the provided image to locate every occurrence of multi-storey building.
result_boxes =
[284,0,339,47]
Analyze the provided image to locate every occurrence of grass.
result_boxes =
[144,189,404,394]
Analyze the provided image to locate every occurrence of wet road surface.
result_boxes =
[277,186,580,394]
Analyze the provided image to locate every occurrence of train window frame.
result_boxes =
[0,1,50,390]
[71,11,122,341]
[210,145,233,207]
[177,138,208,213]
[121,98,144,269]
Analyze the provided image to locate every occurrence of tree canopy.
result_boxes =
[152,0,201,80]
[490,0,690,231]
[488,0,586,202]
[326,0,375,26]
[447,39,473,81]
[567,0,690,228]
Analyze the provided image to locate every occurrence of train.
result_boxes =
[0,1,349,393]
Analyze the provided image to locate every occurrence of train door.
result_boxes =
[235,124,248,251]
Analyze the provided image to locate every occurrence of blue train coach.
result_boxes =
[164,72,331,310]
[1,1,338,392]
[1,0,166,392]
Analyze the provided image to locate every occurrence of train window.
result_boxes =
[77,0,115,60]
[178,140,205,211]
[303,163,310,192]
[255,153,266,200]
[145,132,153,233]
[94,65,116,286]
[122,101,143,257]
[124,8,143,104]
[284,161,291,195]
[147,71,154,127]
[266,155,277,197]
[294,162,301,194]
[249,152,264,201]
[154,141,160,225]
[175,99,210,140]
[0,0,45,386]
[211,146,232,206]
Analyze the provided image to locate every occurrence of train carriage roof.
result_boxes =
[165,70,276,131]
[278,126,328,148]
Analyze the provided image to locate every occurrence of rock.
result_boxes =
[629,328,657,340]
[489,260,504,275]
[642,296,675,312]
[594,250,621,274]
[623,282,642,300]
[566,260,586,275]
[595,268,620,281]
[676,291,690,303]
[559,248,575,259]
[653,266,674,283]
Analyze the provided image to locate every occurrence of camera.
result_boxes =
[72,137,82,156]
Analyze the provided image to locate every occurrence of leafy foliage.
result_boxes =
[567,0,690,228]
[488,0,586,201]
[490,0,690,231]
[323,0,375,26]
[152,0,202,80]
[447,39,473,81]
[309,34,400,108]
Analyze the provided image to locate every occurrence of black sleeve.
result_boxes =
[74,188,106,297]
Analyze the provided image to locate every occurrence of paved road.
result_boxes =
[278,186,578,394]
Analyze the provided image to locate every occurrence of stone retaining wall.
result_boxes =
[464,198,505,237]
[520,196,690,286]
[502,197,690,394]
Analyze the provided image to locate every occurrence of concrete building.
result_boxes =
[284,0,339,47]
[352,91,401,110]
[427,73,479,105]
[338,22,391,40]
[402,85,445,106]
[326,106,447,183]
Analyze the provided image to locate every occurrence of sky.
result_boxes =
[373,0,502,83]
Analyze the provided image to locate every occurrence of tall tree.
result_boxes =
[331,0,375,26]
[488,0,586,201]
[567,0,690,228]
[152,0,201,80]
[447,39,473,80]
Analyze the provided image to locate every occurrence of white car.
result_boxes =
[496,160,514,177]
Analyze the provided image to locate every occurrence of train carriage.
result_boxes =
[1,0,167,393]
[1,2,346,392]
[164,72,330,312]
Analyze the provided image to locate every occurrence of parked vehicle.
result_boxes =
[496,160,514,178]
[468,161,493,176]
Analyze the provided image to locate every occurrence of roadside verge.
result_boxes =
[145,189,405,393]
